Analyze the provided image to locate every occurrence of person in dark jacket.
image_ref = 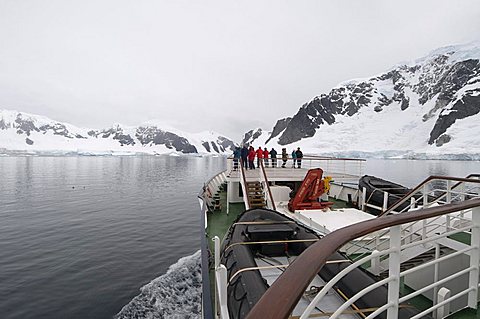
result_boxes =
[295,147,303,168]
[240,145,249,169]
[281,148,288,168]
[270,148,277,168]
[233,147,240,171]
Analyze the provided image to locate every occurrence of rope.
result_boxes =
[228,259,351,283]
[229,264,289,283]
[335,288,367,318]
[233,221,297,226]
[224,239,319,252]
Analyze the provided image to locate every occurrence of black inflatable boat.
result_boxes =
[359,175,415,214]
[221,208,427,319]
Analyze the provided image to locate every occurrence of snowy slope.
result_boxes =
[249,42,480,159]
[0,110,236,155]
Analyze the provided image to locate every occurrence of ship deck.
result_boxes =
[203,159,480,319]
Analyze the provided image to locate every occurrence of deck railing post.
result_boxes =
[433,243,440,307]
[362,187,366,211]
[387,225,401,319]
[446,180,452,204]
[436,287,451,319]
[383,191,389,212]
[467,207,480,309]
[213,236,220,317]
[216,265,230,319]
[423,183,429,207]
[371,249,381,276]
[213,236,220,269]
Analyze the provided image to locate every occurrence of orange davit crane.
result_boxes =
[288,168,333,211]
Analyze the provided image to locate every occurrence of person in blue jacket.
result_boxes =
[233,147,241,171]
[240,145,249,169]
[291,149,297,168]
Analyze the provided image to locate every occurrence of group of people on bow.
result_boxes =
[232,145,303,170]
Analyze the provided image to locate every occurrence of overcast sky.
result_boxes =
[0,0,479,139]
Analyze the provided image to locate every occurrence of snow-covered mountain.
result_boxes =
[0,110,236,155]
[243,42,480,159]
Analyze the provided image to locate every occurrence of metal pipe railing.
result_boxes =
[380,175,480,217]
[245,198,480,319]
[239,159,251,209]
[258,159,276,211]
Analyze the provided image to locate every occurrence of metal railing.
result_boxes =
[258,159,276,211]
[226,156,366,182]
[245,198,480,319]
[348,175,480,261]
[239,159,251,210]
[359,174,480,215]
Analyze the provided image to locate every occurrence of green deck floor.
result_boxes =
[205,189,245,252]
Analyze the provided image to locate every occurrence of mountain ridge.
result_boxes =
[0,109,236,155]
[242,42,480,159]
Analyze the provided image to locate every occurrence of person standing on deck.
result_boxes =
[248,146,256,169]
[291,150,297,168]
[295,147,303,168]
[282,148,288,168]
[270,148,277,168]
[241,145,248,169]
[256,147,264,168]
[263,148,269,167]
[233,147,240,171]
[281,148,288,168]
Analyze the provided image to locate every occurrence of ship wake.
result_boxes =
[115,251,202,319]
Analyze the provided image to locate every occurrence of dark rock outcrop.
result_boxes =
[260,47,480,148]
[241,129,263,146]
[136,126,197,153]
[266,117,291,144]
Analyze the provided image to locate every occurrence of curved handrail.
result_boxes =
[259,159,277,211]
[378,175,480,217]
[245,198,480,319]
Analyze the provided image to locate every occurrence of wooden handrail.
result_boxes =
[379,175,480,217]
[245,198,480,319]
[239,159,251,209]
[259,159,277,211]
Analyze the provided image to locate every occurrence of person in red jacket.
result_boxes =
[255,147,263,168]
[247,146,256,169]
[263,147,269,167]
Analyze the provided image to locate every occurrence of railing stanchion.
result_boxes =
[423,184,429,207]
[433,243,440,307]
[383,191,389,212]
[216,265,230,319]
[362,187,366,211]
[467,207,480,309]
[447,180,452,204]
[436,287,451,319]
[387,225,401,319]
[371,249,380,276]
[213,236,220,317]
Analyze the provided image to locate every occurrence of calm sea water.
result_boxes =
[1,156,480,319]
[0,156,225,319]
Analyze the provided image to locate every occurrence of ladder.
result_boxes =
[246,181,266,208]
